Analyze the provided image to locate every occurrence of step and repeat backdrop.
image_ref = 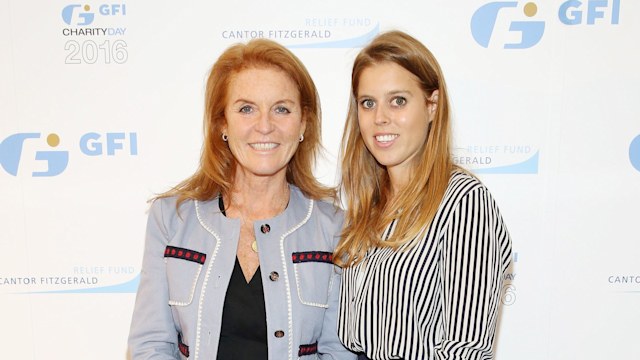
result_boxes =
[1,0,638,359]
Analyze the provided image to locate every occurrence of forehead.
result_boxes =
[357,61,422,95]
[227,66,300,100]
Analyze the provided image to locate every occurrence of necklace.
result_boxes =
[220,184,290,253]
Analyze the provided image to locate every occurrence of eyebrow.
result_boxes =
[232,98,297,105]
[357,90,413,100]
[387,90,412,96]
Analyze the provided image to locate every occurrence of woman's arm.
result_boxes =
[128,199,180,359]
[318,267,357,360]
[317,205,357,360]
[435,187,512,360]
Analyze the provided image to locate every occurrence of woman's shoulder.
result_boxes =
[442,168,490,202]
[149,195,194,212]
[291,185,343,220]
[448,168,485,189]
[147,195,204,225]
[314,198,343,219]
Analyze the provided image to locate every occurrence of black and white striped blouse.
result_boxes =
[338,171,512,360]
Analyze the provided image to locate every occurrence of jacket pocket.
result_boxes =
[292,251,334,308]
[164,246,207,306]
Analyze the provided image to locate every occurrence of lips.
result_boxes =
[249,142,279,151]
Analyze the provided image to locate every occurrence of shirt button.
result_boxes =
[269,271,279,281]
[261,224,270,234]
[274,330,285,338]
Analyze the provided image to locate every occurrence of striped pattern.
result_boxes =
[338,171,512,360]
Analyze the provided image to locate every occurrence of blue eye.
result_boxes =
[360,99,375,109]
[275,106,290,114]
[391,97,407,107]
[239,105,253,114]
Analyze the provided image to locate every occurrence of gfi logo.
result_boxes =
[0,133,68,177]
[61,3,127,26]
[471,0,621,49]
[0,132,137,177]
[558,0,620,25]
[62,5,94,26]
[471,2,544,49]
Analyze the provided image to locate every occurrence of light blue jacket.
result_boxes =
[128,186,355,360]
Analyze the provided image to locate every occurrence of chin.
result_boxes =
[246,165,288,178]
[372,155,399,167]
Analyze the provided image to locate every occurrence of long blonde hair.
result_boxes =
[159,38,334,205]
[334,30,454,267]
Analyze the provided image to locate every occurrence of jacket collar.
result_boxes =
[194,185,312,238]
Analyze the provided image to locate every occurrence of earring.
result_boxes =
[299,134,304,143]
[222,133,228,142]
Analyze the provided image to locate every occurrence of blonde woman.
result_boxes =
[336,30,512,360]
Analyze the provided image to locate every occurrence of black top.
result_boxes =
[216,197,268,359]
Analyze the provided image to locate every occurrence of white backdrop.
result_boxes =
[1,0,639,359]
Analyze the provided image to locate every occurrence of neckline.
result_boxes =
[217,189,291,221]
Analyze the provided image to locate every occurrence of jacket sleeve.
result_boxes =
[318,266,357,360]
[434,187,512,360]
[128,199,180,359]
[318,207,356,360]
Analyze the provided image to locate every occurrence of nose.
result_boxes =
[256,111,276,134]
[374,107,390,125]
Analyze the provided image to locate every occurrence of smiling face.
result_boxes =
[223,67,305,182]
[356,61,437,185]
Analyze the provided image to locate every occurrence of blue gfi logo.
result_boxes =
[471,0,622,49]
[0,133,69,177]
[558,0,620,25]
[630,134,640,172]
[62,3,127,26]
[471,2,545,49]
[61,4,95,26]
[1,131,138,177]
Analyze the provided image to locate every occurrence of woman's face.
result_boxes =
[356,61,437,181]
[223,67,305,181]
